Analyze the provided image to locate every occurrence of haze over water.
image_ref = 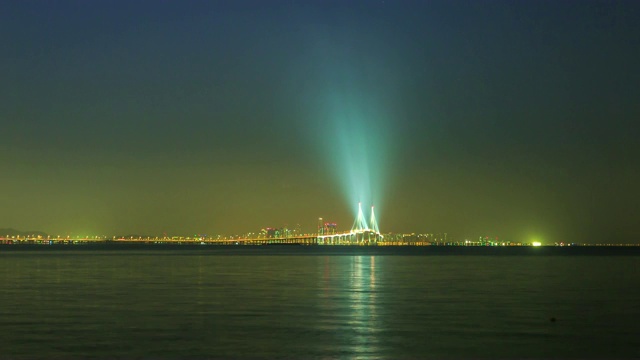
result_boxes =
[1,249,638,358]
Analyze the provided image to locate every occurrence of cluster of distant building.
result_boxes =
[1,228,638,247]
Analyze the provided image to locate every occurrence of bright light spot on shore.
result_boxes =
[532,241,542,247]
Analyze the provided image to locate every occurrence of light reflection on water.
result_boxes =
[0,251,639,358]
[348,256,378,358]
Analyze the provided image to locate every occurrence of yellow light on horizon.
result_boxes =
[532,241,542,247]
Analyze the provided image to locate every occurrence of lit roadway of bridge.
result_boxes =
[110,228,383,246]
[1,203,387,246]
[0,229,383,246]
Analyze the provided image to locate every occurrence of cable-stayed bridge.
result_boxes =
[1,203,384,246]
[316,202,383,245]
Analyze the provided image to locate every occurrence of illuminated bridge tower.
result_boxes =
[370,206,380,234]
[317,202,383,245]
[347,202,382,245]
[352,202,369,233]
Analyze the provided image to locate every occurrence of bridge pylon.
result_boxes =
[313,202,383,245]
[370,206,380,234]
[352,202,369,232]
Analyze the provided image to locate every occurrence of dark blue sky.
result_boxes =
[1,1,639,243]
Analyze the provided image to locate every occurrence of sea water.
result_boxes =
[1,248,638,358]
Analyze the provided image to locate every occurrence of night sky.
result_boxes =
[2,1,639,243]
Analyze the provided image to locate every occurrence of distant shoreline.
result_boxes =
[1,244,639,255]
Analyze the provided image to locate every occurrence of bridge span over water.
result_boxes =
[111,228,383,246]
[125,202,384,245]
[1,203,385,246]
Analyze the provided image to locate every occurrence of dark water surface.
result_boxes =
[1,249,639,358]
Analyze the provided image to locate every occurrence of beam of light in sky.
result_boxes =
[327,95,384,228]
[320,90,392,228]
[300,34,397,232]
